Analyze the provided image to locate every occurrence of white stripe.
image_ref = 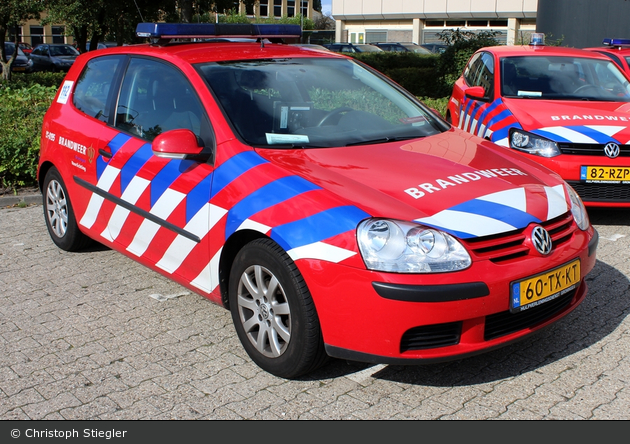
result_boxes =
[493,136,508,147]
[236,219,271,234]
[478,123,487,138]
[539,126,597,144]
[156,203,225,274]
[126,189,186,257]
[470,118,478,133]
[417,210,517,237]
[191,248,222,293]
[478,187,527,212]
[545,185,568,220]
[80,194,105,229]
[464,113,471,132]
[287,242,356,263]
[79,166,120,229]
[105,176,150,241]
[584,125,625,138]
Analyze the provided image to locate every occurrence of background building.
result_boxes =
[330,0,537,46]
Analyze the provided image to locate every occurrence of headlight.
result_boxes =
[357,219,472,273]
[510,129,560,157]
[565,184,590,230]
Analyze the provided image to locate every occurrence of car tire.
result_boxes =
[43,167,93,251]
[228,238,327,379]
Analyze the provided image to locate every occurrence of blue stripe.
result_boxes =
[271,206,370,252]
[149,159,194,207]
[225,176,321,238]
[566,125,621,144]
[475,99,503,135]
[120,143,153,193]
[186,173,213,223]
[211,151,268,199]
[96,133,132,180]
[462,99,476,126]
[450,199,541,228]
[531,129,572,143]
[485,109,514,134]
[414,221,478,240]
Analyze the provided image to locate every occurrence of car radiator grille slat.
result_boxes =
[400,322,462,352]
[484,289,575,341]
[568,181,630,202]
[558,143,630,157]
[462,212,576,264]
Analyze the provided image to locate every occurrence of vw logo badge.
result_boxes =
[532,226,552,255]
[604,142,620,159]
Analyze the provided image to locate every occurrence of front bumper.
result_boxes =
[299,227,597,364]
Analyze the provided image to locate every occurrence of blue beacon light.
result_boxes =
[135,22,302,40]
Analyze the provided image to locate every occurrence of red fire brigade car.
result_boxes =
[38,24,598,378]
[448,34,630,207]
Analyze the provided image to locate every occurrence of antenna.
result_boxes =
[133,0,145,22]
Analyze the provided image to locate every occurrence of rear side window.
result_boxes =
[73,56,123,122]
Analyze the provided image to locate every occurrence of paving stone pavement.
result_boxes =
[1,203,629,420]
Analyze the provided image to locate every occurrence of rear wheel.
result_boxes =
[228,238,327,378]
[43,167,92,251]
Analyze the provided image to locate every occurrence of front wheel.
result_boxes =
[43,167,92,251]
[228,238,327,378]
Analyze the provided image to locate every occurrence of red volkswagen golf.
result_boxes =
[38,24,597,378]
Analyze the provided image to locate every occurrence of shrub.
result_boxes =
[0,73,63,190]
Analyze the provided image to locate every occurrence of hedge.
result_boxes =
[0,73,64,190]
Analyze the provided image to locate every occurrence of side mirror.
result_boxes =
[152,128,204,159]
[465,86,487,101]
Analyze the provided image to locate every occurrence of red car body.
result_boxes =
[448,41,630,208]
[38,24,597,378]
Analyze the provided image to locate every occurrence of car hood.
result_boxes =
[257,128,570,240]
[503,98,630,145]
[52,56,77,61]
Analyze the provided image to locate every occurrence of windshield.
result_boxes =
[4,43,25,57]
[501,55,630,101]
[49,45,79,56]
[197,57,445,148]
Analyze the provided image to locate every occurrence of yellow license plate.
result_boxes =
[581,166,630,183]
[12,67,25,72]
[510,259,580,313]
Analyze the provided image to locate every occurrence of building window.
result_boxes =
[245,1,254,15]
[52,26,65,44]
[274,0,282,17]
[30,25,44,46]
[300,1,309,17]
[366,31,387,43]
[288,0,295,17]
[259,0,268,16]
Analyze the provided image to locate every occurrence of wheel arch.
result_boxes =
[38,160,55,193]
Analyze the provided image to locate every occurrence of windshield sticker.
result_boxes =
[400,116,427,125]
[517,90,542,97]
[405,168,528,199]
[265,133,310,145]
[57,80,74,104]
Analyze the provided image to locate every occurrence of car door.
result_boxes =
[30,45,47,71]
[81,56,218,292]
[449,51,495,135]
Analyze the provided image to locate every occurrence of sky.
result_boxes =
[321,0,332,16]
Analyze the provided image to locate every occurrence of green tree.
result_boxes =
[0,0,43,81]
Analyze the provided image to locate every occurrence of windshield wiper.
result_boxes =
[345,136,419,147]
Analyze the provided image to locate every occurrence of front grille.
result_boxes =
[462,212,576,264]
[400,322,461,352]
[484,289,575,341]
[568,181,630,203]
[558,143,630,157]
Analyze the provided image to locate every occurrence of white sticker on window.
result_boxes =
[57,80,74,104]
[265,133,310,145]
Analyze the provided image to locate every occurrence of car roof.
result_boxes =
[478,44,613,60]
[83,41,347,64]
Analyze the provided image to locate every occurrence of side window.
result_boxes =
[73,56,122,122]
[115,58,205,142]
[464,52,494,98]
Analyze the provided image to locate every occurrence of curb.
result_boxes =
[0,193,42,207]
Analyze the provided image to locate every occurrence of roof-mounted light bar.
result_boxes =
[603,38,630,47]
[529,33,545,46]
[135,22,301,41]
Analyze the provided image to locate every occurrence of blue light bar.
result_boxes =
[136,23,301,39]
[603,38,630,47]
